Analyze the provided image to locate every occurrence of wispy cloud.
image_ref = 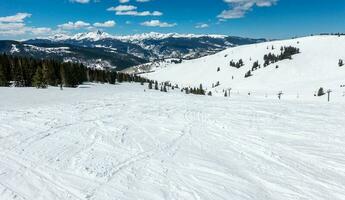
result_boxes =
[69,0,91,4]
[107,5,162,16]
[218,0,278,19]
[93,20,116,28]
[107,5,137,12]
[141,20,176,27]
[195,23,209,29]
[58,21,91,30]
[0,13,31,23]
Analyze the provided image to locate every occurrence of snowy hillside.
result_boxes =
[144,35,345,99]
[1,83,345,200]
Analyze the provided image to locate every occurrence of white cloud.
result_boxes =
[218,0,278,19]
[107,5,162,16]
[141,20,176,27]
[29,27,52,35]
[69,0,90,3]
[0,13,32,23]
[195,23,209,29]
[0,23,25,30]
[107,5,137,12]
[93,20,116,28]
[116,10,162,16]
[136,0,152,2]
[58,21,91,30]
[119,0,130,3]
[0,13,53,37]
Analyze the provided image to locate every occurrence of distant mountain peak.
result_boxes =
[113,32,228,41]
[46,31,229,42]
[70,31,113,41]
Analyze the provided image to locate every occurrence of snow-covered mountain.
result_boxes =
[143,35,345,99]
[0,31,265,70]
[47,31,228,42]
[21,31,265,67]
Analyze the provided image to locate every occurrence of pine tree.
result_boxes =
[154,81,159,90]
[0,64,8,86]
[317,87,325,96]
[32,65,47,88]
[244,70,252,78]
[42,63,49,87]
[199,84,205,95]
[60,64,67,87]
[238,59,244,67]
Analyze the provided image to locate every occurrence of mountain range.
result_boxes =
[0,31,266,71]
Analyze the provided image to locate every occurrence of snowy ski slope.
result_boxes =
[144,35,345,99]
[1,83,345,200]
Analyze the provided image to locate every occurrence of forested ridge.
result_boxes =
[0,54,150,88]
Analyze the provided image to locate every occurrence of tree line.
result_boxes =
[0,54,151,88]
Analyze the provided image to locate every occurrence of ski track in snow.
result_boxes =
[0,83,345,200]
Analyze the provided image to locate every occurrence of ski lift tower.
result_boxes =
[327,89,332,102]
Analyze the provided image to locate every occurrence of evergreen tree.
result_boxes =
[154,81,159,90]
[0,64,8,86]
[244,70,252,78]
[199,84,205,95]
[32,65,47,88]
[317,87,325,96]
[238,59,244,67]
[109,71,116,84]
[252,61,260,71]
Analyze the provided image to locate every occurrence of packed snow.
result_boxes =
[144,35,345,100]
[1,83,345,200]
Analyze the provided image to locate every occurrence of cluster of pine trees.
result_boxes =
[229,59,244,68]
[0,54,151,88]
[147,81,179,93]
[181,84,206,95]
[263,46,300,67]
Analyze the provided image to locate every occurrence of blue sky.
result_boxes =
[0,0,344,40]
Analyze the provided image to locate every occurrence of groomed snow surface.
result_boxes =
[144,35,345,99]
[1,83,345,200]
